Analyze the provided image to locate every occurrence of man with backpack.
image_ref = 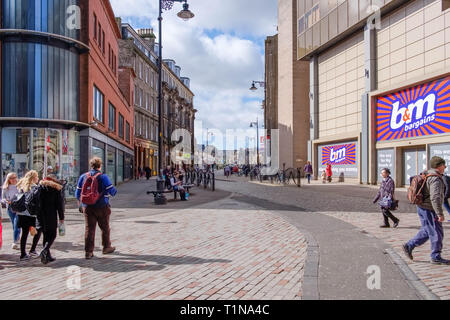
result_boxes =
[76,157,117,260]
[403,156,449,265]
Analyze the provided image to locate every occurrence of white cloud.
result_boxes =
[111,0,277,149]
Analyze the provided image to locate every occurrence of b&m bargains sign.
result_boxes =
[321,143,357,166]
[377,76,450,142]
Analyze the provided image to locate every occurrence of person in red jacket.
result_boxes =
[326,162,333,183]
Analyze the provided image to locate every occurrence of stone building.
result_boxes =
[118,23,196,175]
[264,35,279,166]
[293,0,450,185]
[161,59,196,169]
[118,24,159,177]
[277,0,311,170]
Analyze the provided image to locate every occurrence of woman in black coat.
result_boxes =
[38,176,65,264]
[373,168,399,228]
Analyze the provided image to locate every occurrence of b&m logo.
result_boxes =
[377,77,450,141]
[322,144,356,165]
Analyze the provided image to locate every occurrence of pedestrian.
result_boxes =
[304,161,313,184]
[37,174,65,264]
[373,168,399,228]
[15,170,42,261]
[144,166,152,180]
[443,172,450,220]
[1,172,20,250]
[403,156,450,265]
[76,157,117,260]
[163,165,172,189]
[321,170,327,184]
[170,171,187,201]
[326,162,333,183]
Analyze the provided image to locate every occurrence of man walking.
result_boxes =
[403,156,449,265]
[76,157,117,259]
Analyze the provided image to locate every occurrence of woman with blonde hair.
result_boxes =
[15,170,42,261]
[1,172,20,249]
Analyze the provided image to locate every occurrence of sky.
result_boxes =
[110,0,278,150]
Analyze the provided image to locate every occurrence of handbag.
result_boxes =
[390,199,399,211]
[378,196,392,209]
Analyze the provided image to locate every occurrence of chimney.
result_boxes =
[137,28,156,51]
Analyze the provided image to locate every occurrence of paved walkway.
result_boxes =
[216,179,449,300]
[0,191,307,300]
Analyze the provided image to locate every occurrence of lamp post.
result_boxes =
[157,0,194,188]
[206,129,214,171]
[250,117,260,167]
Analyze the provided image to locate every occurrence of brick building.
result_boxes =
[79,0,135,184]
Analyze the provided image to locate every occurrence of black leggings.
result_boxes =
[20,227,42,257]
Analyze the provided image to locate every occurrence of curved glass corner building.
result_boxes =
[0,0,87,197]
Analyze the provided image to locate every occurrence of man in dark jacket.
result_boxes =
[38,175,65,264]
[76,157,117,260]
[403,156,449,265]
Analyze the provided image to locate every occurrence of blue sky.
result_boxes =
[111,0,277,150]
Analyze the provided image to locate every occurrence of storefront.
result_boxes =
[1,127,80,198]
[318,141,359,179]
[371,74,450,186]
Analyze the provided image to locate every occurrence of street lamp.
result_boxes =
[250,81,265,91]
[250,117,260,167]
[206,129,214,170]
[157,0,194,188]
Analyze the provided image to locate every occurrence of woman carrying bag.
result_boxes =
[373,168,400,228]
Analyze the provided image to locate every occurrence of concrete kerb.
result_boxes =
[384,248,440,300]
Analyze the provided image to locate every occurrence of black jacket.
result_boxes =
[38,178,65,231]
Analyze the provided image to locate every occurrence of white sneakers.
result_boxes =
[11,242,20,250]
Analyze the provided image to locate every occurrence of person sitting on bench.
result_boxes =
[170,171,187,201]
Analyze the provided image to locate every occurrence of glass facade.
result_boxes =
[1,128,80,198]
[2,42,79,120]
[2,0,81,40]
[297,0,393,58]
[107,147,116,185]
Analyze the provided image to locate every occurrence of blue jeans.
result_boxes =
[444,199,450,216]
[306,174,312,184]
[407,207,444,260]
[7,206,21,243]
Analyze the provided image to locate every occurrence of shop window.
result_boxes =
[93,86,104,123]
[117,150,124,183]
[107,148,116,186]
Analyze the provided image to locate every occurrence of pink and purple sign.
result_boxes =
[321,143,356,166]
[377,76,450,142]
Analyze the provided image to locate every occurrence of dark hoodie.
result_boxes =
[38,178,65,232]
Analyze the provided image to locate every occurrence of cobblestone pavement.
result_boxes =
[216,179,450,300]
[0,195,307,300]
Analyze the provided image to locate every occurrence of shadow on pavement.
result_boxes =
[1,251,232,273]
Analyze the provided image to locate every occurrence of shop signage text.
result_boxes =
[321,143,356,166]
[377,76,450,141]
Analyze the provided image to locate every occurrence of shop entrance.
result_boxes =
[403,148,427,186]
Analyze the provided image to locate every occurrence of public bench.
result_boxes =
[147,184,195,201]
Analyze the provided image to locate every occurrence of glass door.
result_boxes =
[403,148,427,186]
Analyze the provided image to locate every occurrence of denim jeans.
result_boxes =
[444,199,450,216]
[306,174,311,184]
[407,207,444,260]
[7,206,20,243]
